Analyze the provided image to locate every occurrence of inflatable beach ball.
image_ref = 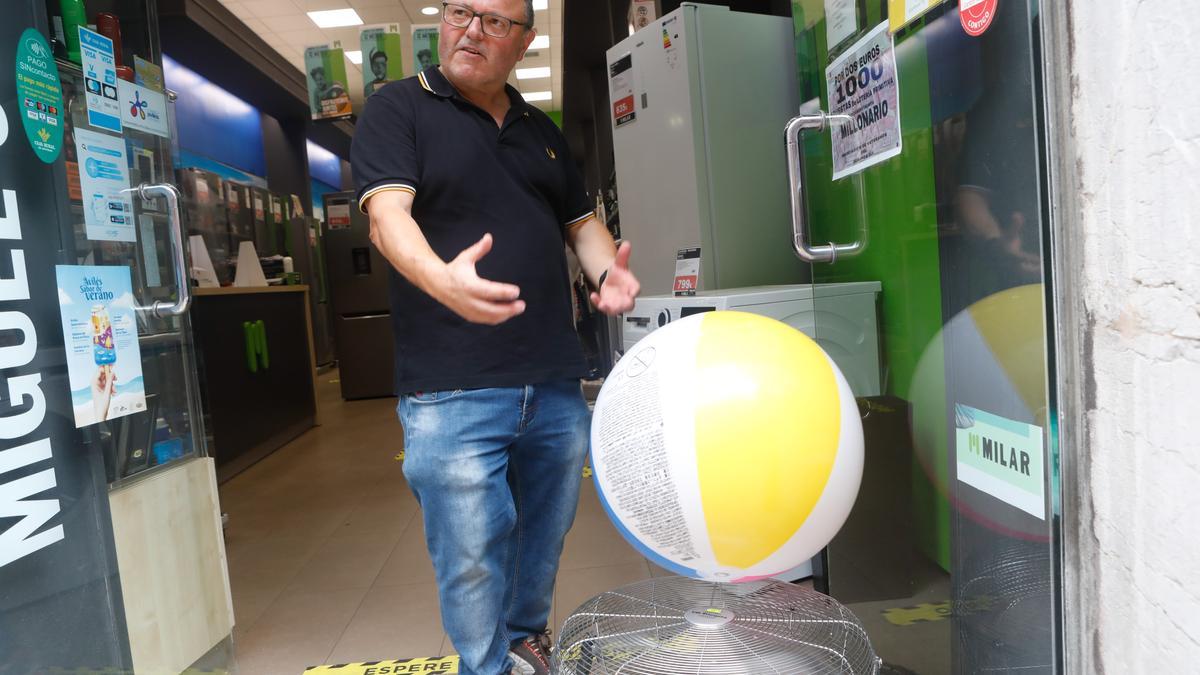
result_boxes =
[591,311,864,582]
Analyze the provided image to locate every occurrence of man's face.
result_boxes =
[419,53,433,69]
[313,71,326,88]
[438,0,535,91]
[371,56,387,79]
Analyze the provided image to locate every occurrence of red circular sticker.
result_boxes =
[960,0,998,37]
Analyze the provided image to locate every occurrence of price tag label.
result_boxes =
[610,53,636,128]
[673,247,700,296]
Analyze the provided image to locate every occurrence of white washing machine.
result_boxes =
[622,283,883,396]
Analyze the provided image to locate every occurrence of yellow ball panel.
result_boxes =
[692,312,841,569]
[966,284,1048,423]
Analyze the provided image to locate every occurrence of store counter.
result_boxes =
[191,285,319,482]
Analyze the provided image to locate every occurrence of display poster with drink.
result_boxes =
[55,265,147,428]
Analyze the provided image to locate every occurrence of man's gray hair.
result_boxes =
[524,0,535,30]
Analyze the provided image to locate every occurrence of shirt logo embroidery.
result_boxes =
[545,147,556,159]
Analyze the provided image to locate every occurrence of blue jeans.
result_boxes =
[398,380,590,675]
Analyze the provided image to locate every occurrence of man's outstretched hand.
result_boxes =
[434,233,526,325]
[590,240,640,316]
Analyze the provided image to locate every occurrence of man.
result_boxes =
[350,2,639,674]
[417,47,435,70]
[367,49,390,94]
[310,65,347,113]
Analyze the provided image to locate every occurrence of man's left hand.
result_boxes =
[590,241,640,316]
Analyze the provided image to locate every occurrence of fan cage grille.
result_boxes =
[554,576,880,674]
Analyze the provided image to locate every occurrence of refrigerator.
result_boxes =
[322,191,395,399]
[607,4,806,295]
[249,185,272,257]
[2,1,230,671]
[267,191,288,256]
[177,167,233,284]
[224,180,256,253]
[288,205,336,366]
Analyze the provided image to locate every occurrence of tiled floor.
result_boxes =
[220,372,657,674]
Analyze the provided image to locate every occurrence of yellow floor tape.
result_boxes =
[881,601,952,626]
[44,670,227,674]
[304,656,460,674]
[881,594,996,626]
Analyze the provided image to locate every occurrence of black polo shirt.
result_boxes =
[351,67,592,394]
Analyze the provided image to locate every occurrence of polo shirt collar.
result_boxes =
[419,66,529,114]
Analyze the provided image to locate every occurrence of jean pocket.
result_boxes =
[406,389,465,403]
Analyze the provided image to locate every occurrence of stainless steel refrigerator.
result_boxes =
[288,206,336,366]
[322,191,394,399]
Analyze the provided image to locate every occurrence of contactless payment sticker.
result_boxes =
[15,29,63,163]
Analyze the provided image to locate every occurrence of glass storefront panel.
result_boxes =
[2,1,213,670]
[791,1,1061,672]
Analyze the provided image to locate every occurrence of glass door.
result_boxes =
[57,0,203,488]
[1,0,207,670]
[788,1,1058,673]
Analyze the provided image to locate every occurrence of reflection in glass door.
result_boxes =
[58,16,203,491]
[789,2,1059,673]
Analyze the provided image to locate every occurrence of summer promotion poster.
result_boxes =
[56,265,147,427]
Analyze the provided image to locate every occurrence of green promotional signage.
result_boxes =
[305,45,352,120]
[791,0,949,569]
[14,28,63,163]
[361,25,404,97]
[412,26,440,72]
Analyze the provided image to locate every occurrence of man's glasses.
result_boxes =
[442,2,528,38]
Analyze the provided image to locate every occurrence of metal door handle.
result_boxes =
[785,112,867,264]
[132,183,191,317]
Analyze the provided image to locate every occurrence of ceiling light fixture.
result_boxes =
[523,90,552,102]
[516,66,551,80]
[533,0,547,9]
[421,6,440,15]
[528,35,549,50]
[345,50,362,64]
[307,8,363,28]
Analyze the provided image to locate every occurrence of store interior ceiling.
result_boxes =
[213,0,564,112]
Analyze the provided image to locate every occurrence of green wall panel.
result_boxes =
[791,6,951,570]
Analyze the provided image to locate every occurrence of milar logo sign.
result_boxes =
[965,431,1032,477]
[955,404,1046,520]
